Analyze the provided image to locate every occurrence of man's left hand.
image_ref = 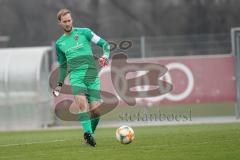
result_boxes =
[98,57,108,67]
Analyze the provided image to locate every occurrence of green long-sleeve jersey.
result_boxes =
[55,27,110,83]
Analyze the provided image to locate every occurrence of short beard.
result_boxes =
[64,27,72,33]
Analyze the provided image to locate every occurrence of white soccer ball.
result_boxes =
[116,125,135,144]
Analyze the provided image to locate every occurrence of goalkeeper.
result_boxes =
[54,9,110,147]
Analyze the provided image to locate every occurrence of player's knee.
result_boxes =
[90,110,100,118]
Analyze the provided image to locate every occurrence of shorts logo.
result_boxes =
[74,34,78,41]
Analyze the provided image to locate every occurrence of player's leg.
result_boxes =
[89,102,101,134]
[87,77,102,134]
[74,94,96,147]
[70,71,96,146]
[74,95,92,134]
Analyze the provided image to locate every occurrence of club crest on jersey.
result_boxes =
[74,34,79,41]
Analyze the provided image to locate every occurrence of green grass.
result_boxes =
[0,123,240,160]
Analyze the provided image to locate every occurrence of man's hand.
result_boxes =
[98,57,108,67]
[53,82,63,97]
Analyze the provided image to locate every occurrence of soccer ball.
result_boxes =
[116,125,135,144]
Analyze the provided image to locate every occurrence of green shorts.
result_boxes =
[69,70,102,103]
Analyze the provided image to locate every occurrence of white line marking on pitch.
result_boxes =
[0,139,78,148]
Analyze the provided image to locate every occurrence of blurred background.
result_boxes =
[0,0,239,131]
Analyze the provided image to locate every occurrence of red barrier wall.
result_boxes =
[100,54,236,105]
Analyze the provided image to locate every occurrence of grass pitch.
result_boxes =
[0,123,240,160]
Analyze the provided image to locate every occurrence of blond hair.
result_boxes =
[57,9,71,21]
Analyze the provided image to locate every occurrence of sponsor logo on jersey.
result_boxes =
[66,43,84,53]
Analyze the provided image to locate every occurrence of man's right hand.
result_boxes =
[53,82,63,97]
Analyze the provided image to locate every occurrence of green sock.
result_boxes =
[91,117,100,133]
[79,112,93,134]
